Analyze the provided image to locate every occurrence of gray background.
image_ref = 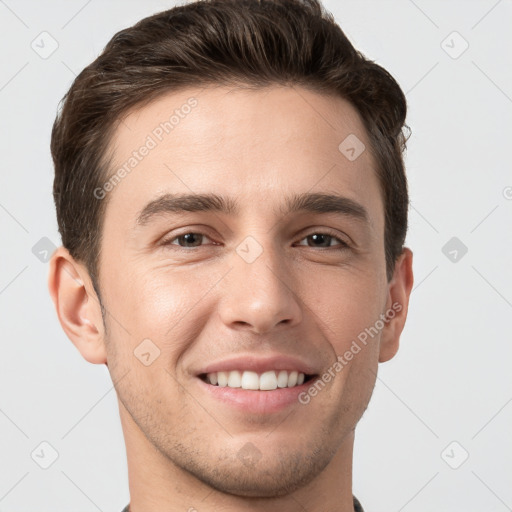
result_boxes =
[1,0,511,510]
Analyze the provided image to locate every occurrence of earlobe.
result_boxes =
[378,248,414,363]
[48,247,107,365]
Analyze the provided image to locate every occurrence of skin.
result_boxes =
[48,85,414,512]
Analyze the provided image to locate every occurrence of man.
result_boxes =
[48,0,414,510]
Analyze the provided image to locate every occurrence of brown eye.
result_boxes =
[162,232,212,248]
[296,231,349,250]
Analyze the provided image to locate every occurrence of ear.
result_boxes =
[47,246,107,365]
[378,247,414,363]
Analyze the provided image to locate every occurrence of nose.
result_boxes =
[217,241,303,335]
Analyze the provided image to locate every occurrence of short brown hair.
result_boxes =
[51,0,410,296]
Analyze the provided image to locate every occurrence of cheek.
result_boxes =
[303,266,386,349]
[107,264,221,355]
[102,268,208,401]
[103,248,386,363]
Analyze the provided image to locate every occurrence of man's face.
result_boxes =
[96,85,398,496]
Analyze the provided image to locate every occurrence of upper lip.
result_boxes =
[195,354,319,376]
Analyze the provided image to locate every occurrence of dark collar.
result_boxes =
[122,495,365,511]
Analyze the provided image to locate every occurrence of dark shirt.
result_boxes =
[121,495,365,511]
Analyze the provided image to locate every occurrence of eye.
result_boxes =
[295,231,350,250]
[160,230,350,251]
[161,232,214,249]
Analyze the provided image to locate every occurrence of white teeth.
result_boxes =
[205,370,307,390]
[288,370,298,387]
[217,371,228,387]
[241,371,259,390]
[260,371,278,390]
[277,370,288,388]
[227,370,242,388]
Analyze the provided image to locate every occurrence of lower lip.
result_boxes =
[195,376,315,414]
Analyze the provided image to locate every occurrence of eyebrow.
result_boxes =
[135,192,370,227]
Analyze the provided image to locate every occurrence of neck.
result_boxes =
[120,401,356,512]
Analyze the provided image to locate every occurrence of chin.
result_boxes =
[175,447,332,499]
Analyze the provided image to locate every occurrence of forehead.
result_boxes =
[103,85,383,233]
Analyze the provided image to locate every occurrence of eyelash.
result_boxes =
[160,230,350,251]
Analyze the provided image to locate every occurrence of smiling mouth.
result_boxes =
[198,370,316,390]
